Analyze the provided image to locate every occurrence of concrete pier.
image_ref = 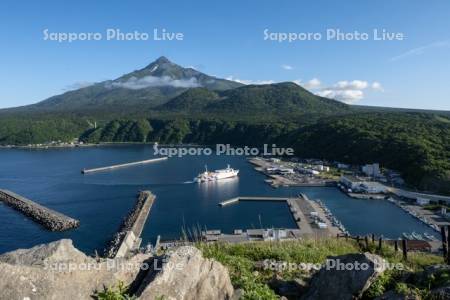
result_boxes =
[104,191,155,258]
[219,196,291,206]
[82,157,168,174]
[0,189,79,231]
[218,194,341,238]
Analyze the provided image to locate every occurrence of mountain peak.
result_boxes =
[143,56,172,70]
[154,56,171,64]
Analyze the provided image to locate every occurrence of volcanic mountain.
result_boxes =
[20,56,243,112]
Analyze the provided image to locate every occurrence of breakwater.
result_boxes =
[0,189,79,231]
[104,191,155,258]
[82,157,168,174]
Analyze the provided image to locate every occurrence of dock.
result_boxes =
[104,191,155,258]
[0,189,79,231]
[82,157,168,174]
[219,196,291,206]
[218,195,342,238]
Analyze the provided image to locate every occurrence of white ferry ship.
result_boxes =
[195,165,239,182]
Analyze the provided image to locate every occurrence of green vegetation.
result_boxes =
[93,281,136,300]
[197,238,444,299]
[199,239,360,300]
[158,82,350,117]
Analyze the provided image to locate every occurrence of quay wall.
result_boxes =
[0,189,80,231]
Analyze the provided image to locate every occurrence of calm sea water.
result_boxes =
[0,145,439,254]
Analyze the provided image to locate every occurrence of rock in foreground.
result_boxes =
[137,246,234,300]
[0,240,233,300]
[301,253,387,300]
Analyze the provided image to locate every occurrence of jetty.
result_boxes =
[104,190,155,258]
[82,157,168,174]
[0,189,80,231]
[219,196,291,206]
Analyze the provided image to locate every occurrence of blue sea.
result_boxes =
[0,145,439,254]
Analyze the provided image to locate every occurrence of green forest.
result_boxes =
[1,110,448,194]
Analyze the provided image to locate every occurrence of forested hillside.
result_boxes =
[0,57,449,194]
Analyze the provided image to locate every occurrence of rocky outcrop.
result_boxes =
[137,246,234,300]
[0,239,89,266]
[0,239,150,300]
[0,240,233,300]
[301,253,387,300]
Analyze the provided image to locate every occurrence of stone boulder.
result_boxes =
[0,239,90,266]
[301,253,387,300]
[430,286,450,300]
[0,239,151,300]
[137,246,234,300]
[268,275,308,299]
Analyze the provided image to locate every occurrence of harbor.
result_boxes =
[248,157,337,188]
[0,189,79,231]
[0,146,445,255]
[81,157,168,174]
[386,197,447,239]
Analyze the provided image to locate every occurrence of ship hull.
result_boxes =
[195,167,239,183]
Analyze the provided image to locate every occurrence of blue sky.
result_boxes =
[1,0,449,110]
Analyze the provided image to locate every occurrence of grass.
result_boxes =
[197,238,444,299]
[198,238,360,299]
[93,281,136,300]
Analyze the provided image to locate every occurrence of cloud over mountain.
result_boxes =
[108,75,201,90]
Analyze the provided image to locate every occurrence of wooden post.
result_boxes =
[441,226,448,261]
[394,240,398,252]
[378,237,382,250]
[345,233,348,241]
[365,236,369,249]
[371,233,375,243]
[402,239,408,260]
[356,235,360,243]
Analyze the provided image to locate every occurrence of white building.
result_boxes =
[340,175,365,190]
[360,182,388,194]
[416,198,430,206]
[362,163,381,177]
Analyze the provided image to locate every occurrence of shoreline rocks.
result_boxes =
[0,189,79,231]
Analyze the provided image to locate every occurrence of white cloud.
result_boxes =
[226,76,275,85]
[281,64,294,70]
[333,80,368,90]
[292,78,321,89]
[315,80,383,104]
[304,78,321,89]
[317,89,364,104]
[390,40,450,61]
[371,81,384,91]
[108,75,201,90]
